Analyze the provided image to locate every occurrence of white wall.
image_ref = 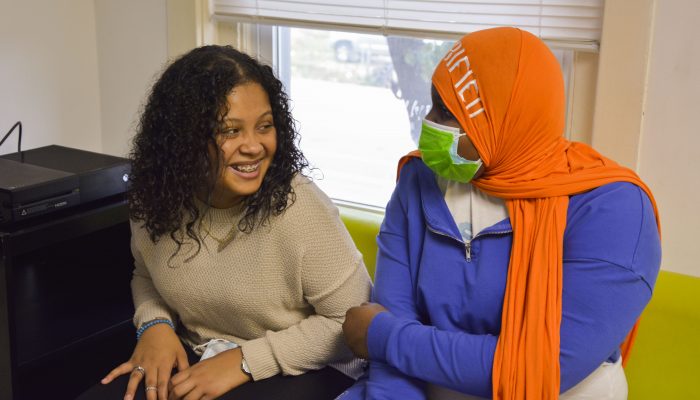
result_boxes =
[0,0,102,154]
[0,1,168,158]
[94,0,168,157]
[592,0,655,169]
[589,0,700,277]
[637,0,700,277]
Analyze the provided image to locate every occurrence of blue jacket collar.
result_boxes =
[414,160,512,239]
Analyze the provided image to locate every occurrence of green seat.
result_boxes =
[338,204,700,399]
[339,205,383,279]
[625,270,700,399]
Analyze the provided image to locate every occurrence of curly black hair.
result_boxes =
[128,45,308,253]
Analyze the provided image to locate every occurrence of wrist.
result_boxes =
[136,318,174,340]
[366,311,394,362]
[240,353,252,381]
[224,348,252,384]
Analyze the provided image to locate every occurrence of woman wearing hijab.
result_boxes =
[341,27,661,400]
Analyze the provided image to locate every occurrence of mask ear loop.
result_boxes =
[451,133,483,166]
[423,118,462,136]
[193,338,229,354]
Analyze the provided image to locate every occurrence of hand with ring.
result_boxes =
[101,323,189,400]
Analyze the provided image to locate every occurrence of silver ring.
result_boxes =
[133,366,145,376]
[145,386,157,391]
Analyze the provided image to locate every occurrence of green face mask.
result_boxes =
[418,119,483,183]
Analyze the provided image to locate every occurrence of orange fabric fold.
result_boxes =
[399,27,660,399]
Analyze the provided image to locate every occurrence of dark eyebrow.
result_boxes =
[224,110,273,123]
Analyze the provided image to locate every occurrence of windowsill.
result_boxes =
[333,198,385,215]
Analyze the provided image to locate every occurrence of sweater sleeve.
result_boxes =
[367,182,661,397]
[241,180,372,380]
[130,221,177,328]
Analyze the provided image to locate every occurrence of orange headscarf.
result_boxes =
[398,27,660,399]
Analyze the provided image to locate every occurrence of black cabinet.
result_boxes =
[1,196,136,400]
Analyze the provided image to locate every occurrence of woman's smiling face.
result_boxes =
[209,82,277,208]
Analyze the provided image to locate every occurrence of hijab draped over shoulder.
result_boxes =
[398,27,661,400]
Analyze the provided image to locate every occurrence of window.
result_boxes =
[212,0,598,207]
[282,27,457,207]
[221,23,572,208]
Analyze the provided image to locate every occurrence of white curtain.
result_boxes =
[212,0,604,50]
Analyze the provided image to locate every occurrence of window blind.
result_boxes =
[212,0,604,50]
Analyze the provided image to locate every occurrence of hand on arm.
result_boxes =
[343,302,388,359]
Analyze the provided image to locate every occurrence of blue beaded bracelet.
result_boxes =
[136,318,174,340]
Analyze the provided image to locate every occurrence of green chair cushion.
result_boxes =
[625,270,700,399]
[339,205,382,280]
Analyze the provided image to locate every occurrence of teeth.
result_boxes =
[232,162,259,173]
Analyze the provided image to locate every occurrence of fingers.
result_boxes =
[157,365,172,400]
[170,369,189,386]
[101,362,134,384]
[168,377,195,400]
[176,350,190,372]
[145,368,160,400]
[124,366,146,400]
[182,387,204,400]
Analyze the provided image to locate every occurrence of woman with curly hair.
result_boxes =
[78,45,371,400]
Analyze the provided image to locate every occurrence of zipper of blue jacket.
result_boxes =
[426,225,468,258]
[468,229,512,262]
[427,225,512,263]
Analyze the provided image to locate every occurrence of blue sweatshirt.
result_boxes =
[343,159,661,399]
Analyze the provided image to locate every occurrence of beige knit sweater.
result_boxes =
[130,175,372,380]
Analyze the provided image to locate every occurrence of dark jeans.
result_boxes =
[76,345,354,400]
